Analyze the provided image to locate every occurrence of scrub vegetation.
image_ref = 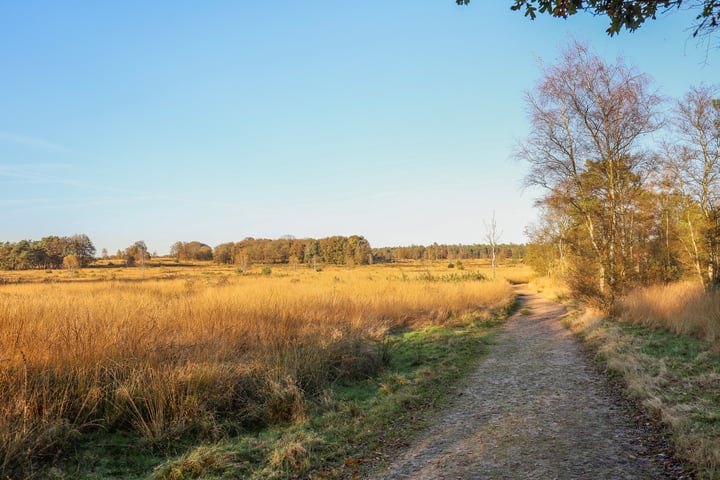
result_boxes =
[0,260,517,479]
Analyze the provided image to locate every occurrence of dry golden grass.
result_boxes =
[0,263,513,477]
[527,275,571,303]
[0,258,532,284]
[565,300,720,478]
[615,282,720,349]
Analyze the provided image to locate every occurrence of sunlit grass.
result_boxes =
[528,275,571,303]
[0,258,532,284]
[0,262,514,477]
[615,282,720,349]
[564,297,720,479]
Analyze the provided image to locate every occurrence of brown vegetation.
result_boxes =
[615,282,720,350]
[563,307,720,478]
[0,263,513,477]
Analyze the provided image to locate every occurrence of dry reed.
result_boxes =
[0,268,513,476]
[615,282,720,348]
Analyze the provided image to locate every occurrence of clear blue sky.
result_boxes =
[1,1,717,255]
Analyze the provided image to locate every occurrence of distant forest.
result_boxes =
[175,237,526,267]
[0,234,526,271]
[371,243,525,262]
[0,235,96,270]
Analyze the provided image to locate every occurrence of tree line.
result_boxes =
[371,243,526,263]
[101,236,375,268]
[0,234,529,271]
[161,238,526,266]
[212,236,373,268]
[0,235,96,270]
[522,40,720,308]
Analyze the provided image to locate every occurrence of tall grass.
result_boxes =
[528,275,571,303]
[0,268,512,477]
[615,282,720,349]
[567,294,720,478]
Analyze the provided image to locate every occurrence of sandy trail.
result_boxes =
[372,286,669,480]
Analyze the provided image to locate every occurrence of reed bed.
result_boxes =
[615,282,720,349]
[0,268,512,476]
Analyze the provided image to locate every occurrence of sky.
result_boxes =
[1,1,717,255]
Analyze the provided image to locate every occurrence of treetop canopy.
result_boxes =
[456,0,718,37]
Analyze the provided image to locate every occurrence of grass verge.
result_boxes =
[562,308,720,479]
[47,303,514,480]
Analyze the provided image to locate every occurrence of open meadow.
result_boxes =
[2,2,718,478]
[0,260,521,478]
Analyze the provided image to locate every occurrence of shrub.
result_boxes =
[62,255,80,272]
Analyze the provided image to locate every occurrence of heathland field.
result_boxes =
[0,261,519,479]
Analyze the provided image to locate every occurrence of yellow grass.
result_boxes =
[0,258,533,284]
[527,275,571,303]
[615,282,720,349]
[0,263,514,476]
[564,302,720,478]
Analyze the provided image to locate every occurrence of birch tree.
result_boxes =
[664,84,720,285]
[518,40,661,304]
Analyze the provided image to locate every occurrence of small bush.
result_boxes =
[261,266,272,276]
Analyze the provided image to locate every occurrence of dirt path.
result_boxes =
[372,286,671,480]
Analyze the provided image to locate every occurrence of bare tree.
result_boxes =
[484,211,503,279]
[662,144,707,286]
[518,40,662,304]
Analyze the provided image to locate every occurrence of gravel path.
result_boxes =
[372,286,671,480]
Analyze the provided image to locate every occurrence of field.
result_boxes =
[0,260,521,478]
